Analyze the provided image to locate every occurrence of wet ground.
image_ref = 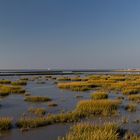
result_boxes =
[0,75,140,140]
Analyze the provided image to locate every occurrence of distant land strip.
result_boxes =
[0,69,140,76]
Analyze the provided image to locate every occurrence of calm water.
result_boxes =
[0,75,140,140]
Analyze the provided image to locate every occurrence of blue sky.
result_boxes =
[0,0,140,69]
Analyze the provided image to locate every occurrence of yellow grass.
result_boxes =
[0,117,12,130]
[76,99,121,116]
[58,122,119,140]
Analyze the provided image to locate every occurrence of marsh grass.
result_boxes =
[128,94,140,103]
[24,92,31,96]
[122,117,128,124]
[20,99,118,128]
[59,122,140,140]
[117,96,124,100]
[0,80,11,84]
[124,132,140,140]
[57,82,98,91]
[12,80,27,86]
[56,75,126,92]
[58,122,120,140]
[16,112,80,128]
[90,91,108,100]
[57,77,71,81]
[20,77,29,81]
[60,75,140,94]
[70,77,82,81]
[0,117,12,130]
[24,96,51,102]
[122,88,140,95]
[15,98,126,130]
[23,99,122,129]
[0,90,9,96]
[3,74,140,134]
[10,86,26,94]
[28,108,46,116]
[76,99,121,116]
[45,76,52,79]
[0,85,25,96]
[57,76,83,82]
[125,104,136,112]
[47,102,58,107]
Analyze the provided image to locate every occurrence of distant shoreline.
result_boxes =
[0,69,140,76]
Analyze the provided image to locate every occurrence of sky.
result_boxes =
[0,0,140,69]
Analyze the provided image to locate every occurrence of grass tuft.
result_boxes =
[24,96,51,102]
[28,108,46,116]
[76,99,121,116]
[58,122,119,140]
[12,80,27,86]
[90,91,108,100]
[0,117,12,130]
[125,104,136,112]
[128,94,140,103]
